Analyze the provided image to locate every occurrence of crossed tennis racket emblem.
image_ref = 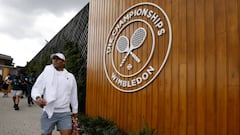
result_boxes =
[116,27,147,67]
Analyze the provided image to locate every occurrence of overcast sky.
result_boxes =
[0,0,89,67]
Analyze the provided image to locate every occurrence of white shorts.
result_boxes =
[11,90,23,97]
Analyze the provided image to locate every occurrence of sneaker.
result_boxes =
[15,106,19,110]
[14,105,19,110]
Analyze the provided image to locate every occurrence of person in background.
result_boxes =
[31,52,78,135]
[10,70,24,110]
[26,71,36,106]
[21,73,28,98]
[0,74,4,88]
[2,74,11,97]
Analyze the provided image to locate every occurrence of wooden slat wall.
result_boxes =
[86,0,240,134]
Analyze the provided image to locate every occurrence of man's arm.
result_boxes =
[31,67,46,103]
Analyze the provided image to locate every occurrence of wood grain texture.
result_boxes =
[86,0,240,134]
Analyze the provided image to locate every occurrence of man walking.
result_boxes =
[31,52,78,135]
[26,71,36,106]
[10,69,23,110]
[2,74,10,97]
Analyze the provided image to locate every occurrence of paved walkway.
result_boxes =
[0,92,58,135]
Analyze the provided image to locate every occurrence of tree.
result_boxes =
[64,39,86,113]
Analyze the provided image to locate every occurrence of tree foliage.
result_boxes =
[63,39,86,113]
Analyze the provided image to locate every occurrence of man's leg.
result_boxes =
[42,133,52,135]
[57,112,72,135]
[14,91,22,110]
[59,130,72,135]
[14,96,20,110]
[12,96,16,104]
[41,111,56,135]
[27,87,31,105]
[3,89,8,97]
[2,84,9,97]
[12,90,17,108]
